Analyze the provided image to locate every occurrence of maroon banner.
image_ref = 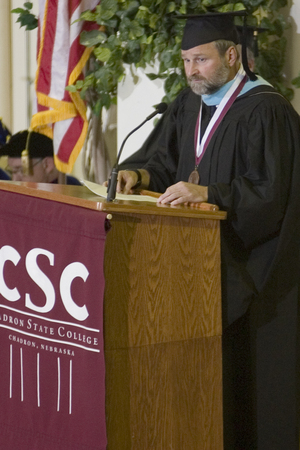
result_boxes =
[0,190,108,450]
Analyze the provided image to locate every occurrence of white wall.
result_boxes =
[0,3,12,130]
[10,0,38,133]
[117,64,164,164]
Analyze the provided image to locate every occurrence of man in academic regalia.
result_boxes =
[0,130,81,185]
[112,11,300,450]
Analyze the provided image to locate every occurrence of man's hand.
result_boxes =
[115,170,137,194]
[157,181,208,206]
[103,169,150,195]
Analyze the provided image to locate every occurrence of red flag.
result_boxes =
[31,0,100,173]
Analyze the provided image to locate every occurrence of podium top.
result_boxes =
[0,181,227,221]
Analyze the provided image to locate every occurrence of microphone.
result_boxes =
[106,102,168,202]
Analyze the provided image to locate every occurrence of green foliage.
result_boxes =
[12,0,299,112]
[292,75,300,89]
[75,0,296,113]
[11,2,38,30]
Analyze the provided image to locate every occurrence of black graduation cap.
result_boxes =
[176,11,257,81]
[0,130,53,158]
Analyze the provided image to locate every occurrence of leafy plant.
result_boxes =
[74,0,296,113]
[12,0,298,115]
[11,2,38,30]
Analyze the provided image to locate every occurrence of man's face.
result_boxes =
[182,42,232,96]
[7,157,45,182]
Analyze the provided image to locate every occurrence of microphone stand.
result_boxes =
[106,105,167,202]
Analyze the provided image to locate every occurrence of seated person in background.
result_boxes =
[0,118,11,180]
[0,130,81,185]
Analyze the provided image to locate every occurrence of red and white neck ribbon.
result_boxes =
[195,65,247,164]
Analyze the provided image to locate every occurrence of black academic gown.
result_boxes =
[141,86,300,450]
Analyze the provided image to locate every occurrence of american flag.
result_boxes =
[31,0,100,173]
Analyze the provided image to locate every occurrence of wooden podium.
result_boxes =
[0,181,226,450]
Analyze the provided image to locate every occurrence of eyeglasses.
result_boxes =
[5,159,44,177]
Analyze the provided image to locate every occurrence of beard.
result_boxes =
[187,59,231,96]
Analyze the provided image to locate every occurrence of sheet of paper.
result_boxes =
[82,180,157,203]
